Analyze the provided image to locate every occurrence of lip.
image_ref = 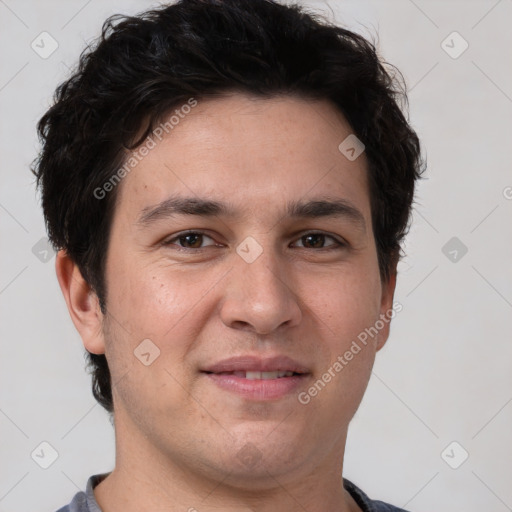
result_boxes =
[201,355,311,401]
[202,355,310,374]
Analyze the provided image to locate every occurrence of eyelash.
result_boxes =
[161,230,346,252]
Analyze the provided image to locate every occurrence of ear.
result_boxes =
[375,269,398,352]
[55,250,106,355]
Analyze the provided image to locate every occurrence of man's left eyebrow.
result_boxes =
[136,195,367,234]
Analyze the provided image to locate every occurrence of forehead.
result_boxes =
[114,93,371,226]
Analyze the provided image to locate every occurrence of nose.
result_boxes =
[219,243,303,335]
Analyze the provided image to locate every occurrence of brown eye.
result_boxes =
[293,232,344,249]
[302,234,326,248]
[163,231,217,249]
[178,233,203,248]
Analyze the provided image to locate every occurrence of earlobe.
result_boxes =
[55,250,106,355]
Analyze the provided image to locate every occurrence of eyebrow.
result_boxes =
[136,195,366,233]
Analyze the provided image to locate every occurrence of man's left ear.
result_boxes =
[376,270,397,351]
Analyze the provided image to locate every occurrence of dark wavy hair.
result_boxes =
[32,0,424,414]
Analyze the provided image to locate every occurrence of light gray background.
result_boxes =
[1,1,511,511]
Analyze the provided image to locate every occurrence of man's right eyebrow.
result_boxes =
[136,196,236,228]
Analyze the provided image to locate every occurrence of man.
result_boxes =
[32,0,424,510]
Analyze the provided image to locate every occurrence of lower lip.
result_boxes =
[203,373,309,400]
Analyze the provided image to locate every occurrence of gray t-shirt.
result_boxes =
[55,474,409,512]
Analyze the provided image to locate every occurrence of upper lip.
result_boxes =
[202,355,310,374]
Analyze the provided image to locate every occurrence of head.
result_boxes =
[33,0,423,487]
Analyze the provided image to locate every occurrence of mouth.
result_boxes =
[200,355,311,400]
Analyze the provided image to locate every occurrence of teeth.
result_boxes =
[245,371,294,380]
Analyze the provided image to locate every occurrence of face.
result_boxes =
[77,93,396,487]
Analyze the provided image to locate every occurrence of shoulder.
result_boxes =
[344,478,410,512]
[54,491,89,512]
[54,473,108,512]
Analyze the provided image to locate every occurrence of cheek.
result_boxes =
[300,279,380,425]
[106,256,209,338]
[102,264,200,421]
[307,266,382,347]
[103,259,226,402]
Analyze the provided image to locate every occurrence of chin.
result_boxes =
[215,429,309,483]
